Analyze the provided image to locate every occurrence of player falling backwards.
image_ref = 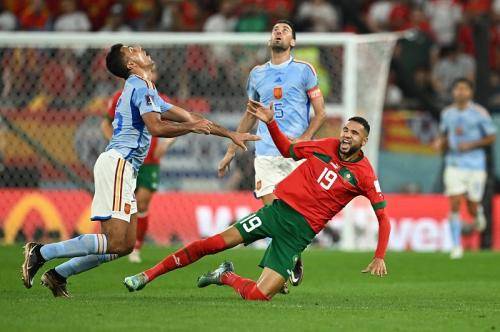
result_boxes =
[218,19,326,289]
[124,100,390,301]
[21,44,259,297]
[101,72,175,263]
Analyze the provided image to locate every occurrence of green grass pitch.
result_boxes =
[1,245,499,331]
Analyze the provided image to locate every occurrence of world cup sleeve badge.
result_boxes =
[273,86,283,100]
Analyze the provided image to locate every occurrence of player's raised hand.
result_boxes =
[246,99,275,124]
[361,258,387,277]
[229,132,261,151]
[189,119,213,135]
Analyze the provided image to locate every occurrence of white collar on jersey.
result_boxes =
[268,56,293,69]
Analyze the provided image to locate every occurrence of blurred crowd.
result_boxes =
[0,0,498,115]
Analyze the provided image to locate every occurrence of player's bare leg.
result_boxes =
[26,216,136,297]
[466,199,486,233]
[260,193,276,206]
[130,187,153,263]
[198,265,285,301]
[448,194,464,259]
[124,226,244,292]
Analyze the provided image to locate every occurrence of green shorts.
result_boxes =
[136,164,159,192]
[234,200,316,280]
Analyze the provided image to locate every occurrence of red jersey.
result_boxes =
[270,125,386,233]
[106,90,170,165]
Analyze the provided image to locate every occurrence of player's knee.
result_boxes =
[467,202,478,216]
[106,237,133,256]
[114,244,134,256]
[450,200,461,212]
[137,201,148,213]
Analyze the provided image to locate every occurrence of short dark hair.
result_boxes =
[106,43,129,79]
[348,116,370,135]
[452,77,474,90]
[275,19,296,40]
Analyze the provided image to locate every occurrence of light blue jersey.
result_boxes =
[247,57,319,156]
[106,75,172,171]
[440,102,496,170]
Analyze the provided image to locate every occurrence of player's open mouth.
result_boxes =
[341,139,351,150]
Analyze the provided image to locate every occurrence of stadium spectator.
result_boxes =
[100,4,131,32]
[176,0,205,31]
[0,3,16,30]
[203,0,238,91]
[400,7,436,41]
[19,0,50,31]
[235,3,268,32]
[388,1,410,31]
[366,0,394,32]
[136,5,162,32]
[80,0,115,30]
[424,0,463,46]
[159,0,181,31]
[489,72,500,112]
[490,6,500,70]
[1,49,41,107]
[385,69,404,109]
[38,49,83,108]
[431,44,476,104]
[258,0,294,22]
[203,0,236,33]
[53,0,91,32]
[296,0,340,32]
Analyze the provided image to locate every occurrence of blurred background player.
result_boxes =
[218,19,326,287]
[101,78,175,263]
[124,101,389,301]
[434,78,496,259]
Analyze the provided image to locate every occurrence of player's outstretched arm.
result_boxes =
[362,208,390,277]
[218,110,258,177]
[161,105,260,151]
[143,112,212,138]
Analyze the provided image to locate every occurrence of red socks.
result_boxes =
[144,234,227,282]
[221,272,269,301]
[134,214,149,250]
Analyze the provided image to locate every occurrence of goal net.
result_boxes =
[0,32,397,245]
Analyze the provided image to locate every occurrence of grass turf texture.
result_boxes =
[1,245,499,331]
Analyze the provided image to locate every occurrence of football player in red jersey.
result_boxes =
[124,100,390,301]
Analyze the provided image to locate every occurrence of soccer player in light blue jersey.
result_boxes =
[218,20,326,288]
[435,78,496,259]
[21,44,259,297]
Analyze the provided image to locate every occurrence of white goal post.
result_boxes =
[0,31,397,173]
[0,31,398,251]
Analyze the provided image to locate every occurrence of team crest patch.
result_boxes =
[256,180,262,191]
[124,203,131,215]
[273,86,283,99]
